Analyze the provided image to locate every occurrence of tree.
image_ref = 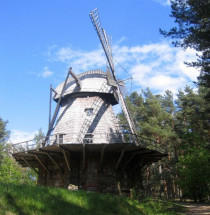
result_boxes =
[0,117,10,163]
[0,117,9,141]
[160,0,210,100]
[119,89,178,199]
[175,86,209,149]
[34,128,45,148]
[175,86,210,202]
[119,87,209,202]
[0,117,37,185]
[177,147,210,202]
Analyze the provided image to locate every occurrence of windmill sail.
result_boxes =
[90,8,137,136]
[89,8,116,79]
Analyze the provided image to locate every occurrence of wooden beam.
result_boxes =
[130,158,144,174]
[82,144,85,170]
[45,152,62,170]
[39,148,62,155]
[62,149,70,171]
[69,69,82,89]
[27,151,46,156]
[51,87,58,96]
[127,150,152,156]
[35,155,51,174]
[122,152,137,170]
[116,145,130,170]
[44,68,71,146]
[59,144,71,153]
[98,145,107,171]
[21,157,39,174]
[49,84,52,129]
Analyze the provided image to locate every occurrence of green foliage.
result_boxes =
[159,1,210,199]
[177,147,210,202]
[160,0,210,101]
[0,183,185,215]
[139,198,185,215]
[119,87,210,202]
[0,117,9,141]
[0,155,37,185]
[123,89,176,145]
[0,117,37,186]
[119,89,178,198]
[175,86,208,143]
[34,128,45,148]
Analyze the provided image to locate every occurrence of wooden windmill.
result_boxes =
[12,8,166,193]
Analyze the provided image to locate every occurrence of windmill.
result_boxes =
[42,8,136,146]
[11,8,166,193]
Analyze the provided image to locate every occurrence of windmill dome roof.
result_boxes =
[54,69,116,101]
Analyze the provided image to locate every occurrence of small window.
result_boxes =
[57,134,64,144]
[83,134,93,143]
[85,108,93,116]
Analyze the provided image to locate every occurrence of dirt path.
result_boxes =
[180,203,210,215]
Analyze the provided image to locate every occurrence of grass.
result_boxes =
[0,183,185,215]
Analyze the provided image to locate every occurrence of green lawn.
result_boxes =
[0,183,185,215]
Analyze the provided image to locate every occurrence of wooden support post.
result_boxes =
[62,149,70,171]
[116,145,130,170]
[45,152,62,170]
[117,182,122,196]
[35,155,51,174]
[83,144,86,171]
[98,144,106,171]
[21,157,38,174]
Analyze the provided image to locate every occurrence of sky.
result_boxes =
[0,0,199,143]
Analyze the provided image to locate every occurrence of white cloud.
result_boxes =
[49,46,105,73]
[9,129,38,144]
[152,0,171,6]
[115,43,198,94]
[46,41,199,95]
[38,66,54,78]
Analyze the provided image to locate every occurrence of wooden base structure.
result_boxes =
[13,143,166,193]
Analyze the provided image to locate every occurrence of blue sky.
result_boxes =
[0,0,199,143]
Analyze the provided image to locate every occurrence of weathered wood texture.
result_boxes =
[36,150,144,192]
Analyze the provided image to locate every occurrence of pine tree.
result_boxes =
[160,0,210,101]
[120,89,178,198]
[175,86,210,202]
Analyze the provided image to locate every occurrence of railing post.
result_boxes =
[129,134,132,143]
[26,141,29,151]
[11,145,14,154]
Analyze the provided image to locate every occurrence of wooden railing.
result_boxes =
[10,132,167,154]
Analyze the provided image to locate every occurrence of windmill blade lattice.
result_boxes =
[89,8,116,79]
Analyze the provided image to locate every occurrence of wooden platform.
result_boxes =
[13,143,166,169]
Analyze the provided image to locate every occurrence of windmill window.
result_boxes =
[83,134,93,143]
[56,134,65,144]
[85,108,93,116]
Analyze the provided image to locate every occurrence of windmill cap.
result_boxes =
[53,69,118,105]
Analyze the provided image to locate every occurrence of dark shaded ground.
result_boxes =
[179,203,210,215]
